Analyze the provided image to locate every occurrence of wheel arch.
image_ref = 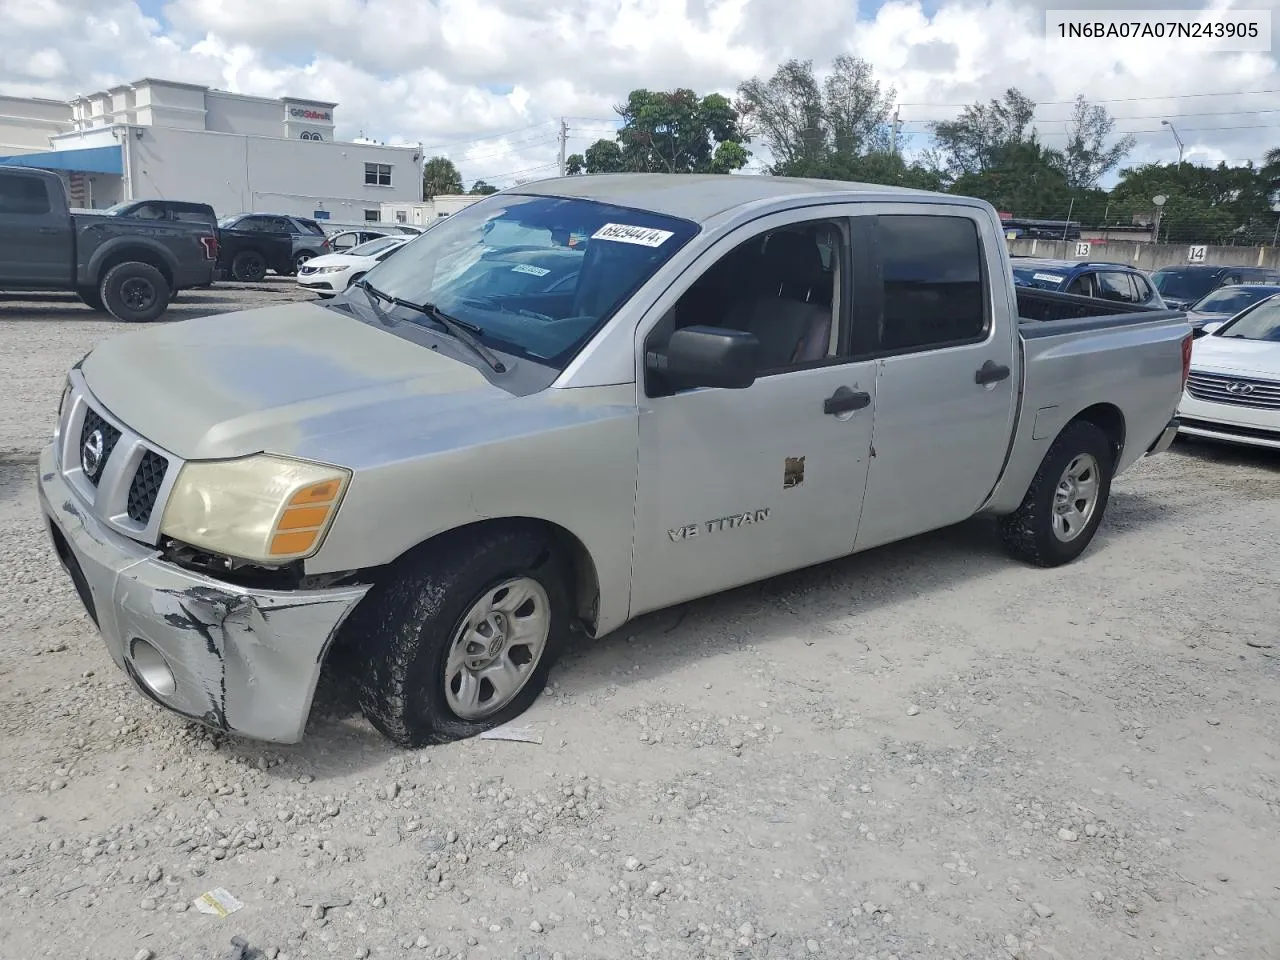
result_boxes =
[375,516,603,633]
[94,245,175,290]
[1068,402,1126,465]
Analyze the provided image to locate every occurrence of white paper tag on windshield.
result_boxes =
[511,263,551,277]
[592,223,674,247]
[1032,273,1065,283]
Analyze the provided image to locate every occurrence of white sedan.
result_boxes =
[1178,293,1280,450]
[296,235,410,298]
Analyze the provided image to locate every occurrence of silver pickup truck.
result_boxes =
[37,175,1191,747]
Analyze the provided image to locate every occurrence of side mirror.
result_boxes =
[1199,321,1224,336]
[647,325,758,391]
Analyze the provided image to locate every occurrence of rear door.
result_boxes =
[0,172,70,286]
[1096,270,1139,305]
[851,208,1019,553]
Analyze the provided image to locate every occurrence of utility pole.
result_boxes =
[557,117,568,177]
[891,105,901,156]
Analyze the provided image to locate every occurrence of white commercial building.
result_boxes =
[380,195,483,226]
[0,78,423,220]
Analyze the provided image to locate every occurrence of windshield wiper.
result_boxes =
[353,280,506,373]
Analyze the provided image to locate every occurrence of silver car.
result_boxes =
[37,174,1191,746]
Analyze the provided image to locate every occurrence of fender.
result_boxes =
[77,228,184,288]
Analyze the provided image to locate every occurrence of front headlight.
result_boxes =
[313,265,346,274]
[160,454,351,564]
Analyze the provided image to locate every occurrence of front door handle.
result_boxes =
[823,385,871,415]
[975,360,1011,385]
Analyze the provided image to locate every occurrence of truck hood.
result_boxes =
[1190,335,1280,378]
[80,301,512,461]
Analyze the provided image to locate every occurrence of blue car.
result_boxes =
[1010,258,1167,310]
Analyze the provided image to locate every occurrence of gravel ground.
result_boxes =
[1,288,1278,960]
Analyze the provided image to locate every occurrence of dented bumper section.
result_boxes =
[36,444,370,744]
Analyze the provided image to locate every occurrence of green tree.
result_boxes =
[468,179,498,195]
[736,56,894,175]
[931,88,1037,177]
[949,137,1072,219]
[568,89,750,175]
[1108,162,1275,243]
[1056,95,1136,190]
[422,156,463,199]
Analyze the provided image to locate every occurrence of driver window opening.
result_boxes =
[662,219,845,376]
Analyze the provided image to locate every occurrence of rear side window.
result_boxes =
[0,175,52,215]
[1096,271,1137,303]
[875,214,988,352]
[1132,274,1156,303]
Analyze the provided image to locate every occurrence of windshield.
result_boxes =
[349,236,404,257]
[1011,265,1068,290]
[102,201,134,216]
[350,194,699,370]
[1151,269,1219,301]
[1190,285,1280,315]
[1218,296,1280,341]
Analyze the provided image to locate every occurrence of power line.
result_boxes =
[897,87,1280,108]
[418,120,555,154]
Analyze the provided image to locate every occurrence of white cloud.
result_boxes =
[0,0,1276,188]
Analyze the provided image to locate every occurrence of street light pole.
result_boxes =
[1161,120,1184,166]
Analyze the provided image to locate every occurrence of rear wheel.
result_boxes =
[348,524,571,747]
[230,250,267,282]
[76,286,106,312]
[99,262,170,323]
[999,421,1114,567]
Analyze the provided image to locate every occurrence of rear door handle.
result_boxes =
[975,360,1011,385]
[823,386,871,415]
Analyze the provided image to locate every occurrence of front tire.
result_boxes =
[99,262,170,323]
[348,524,570,747]
[999,421,1114,567]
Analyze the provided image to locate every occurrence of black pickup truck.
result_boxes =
[0,167,218,322]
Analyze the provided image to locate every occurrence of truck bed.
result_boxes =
[1016,286,1181,327]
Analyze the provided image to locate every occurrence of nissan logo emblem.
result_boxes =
[82,428,105,476]
[1225,382,1255,395]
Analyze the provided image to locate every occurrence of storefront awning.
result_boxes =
[0,145,123,175]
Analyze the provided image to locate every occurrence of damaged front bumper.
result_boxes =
[36,444,370,743]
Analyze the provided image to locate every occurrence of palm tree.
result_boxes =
[1264,147,1280,197]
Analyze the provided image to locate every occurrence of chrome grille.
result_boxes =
[55,370,185,546]
[1186,370,1280,410]
[127,450,170,525]
[78,408,120,486]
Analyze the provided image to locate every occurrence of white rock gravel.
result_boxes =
[1,291,1279,959]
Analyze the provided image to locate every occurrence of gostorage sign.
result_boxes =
[289,107,332,122]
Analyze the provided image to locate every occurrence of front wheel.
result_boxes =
[348,524,570,747]
[999,421,1114,567]
[99,262,171,323]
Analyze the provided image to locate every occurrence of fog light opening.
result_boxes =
[130,638,177,697]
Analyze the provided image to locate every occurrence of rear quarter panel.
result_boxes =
[983,313,1191,515]
[75,217,216,288]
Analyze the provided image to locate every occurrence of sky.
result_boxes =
[2,0,1278,191]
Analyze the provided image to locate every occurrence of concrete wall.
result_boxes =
[0,95,72,154]
[1007,238,1280,271]
[124,125,421,218]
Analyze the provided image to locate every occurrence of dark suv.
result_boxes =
[216,213,328,274]
[1149,264,1280,311]
[1010,258,1166,309]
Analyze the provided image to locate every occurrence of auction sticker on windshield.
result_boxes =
[592,223,674,247]
[1033,273,1066,283]
[511,264,551,277]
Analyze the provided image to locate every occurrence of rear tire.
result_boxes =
[347,524,571,748]
[76,286,106,312]
[99,262,170,323]
[231,250,268,282]
[999,420,1114,567]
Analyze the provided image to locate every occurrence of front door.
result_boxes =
[851,210,1020,552]
[630,211,876,617]
[0,172,69,286]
